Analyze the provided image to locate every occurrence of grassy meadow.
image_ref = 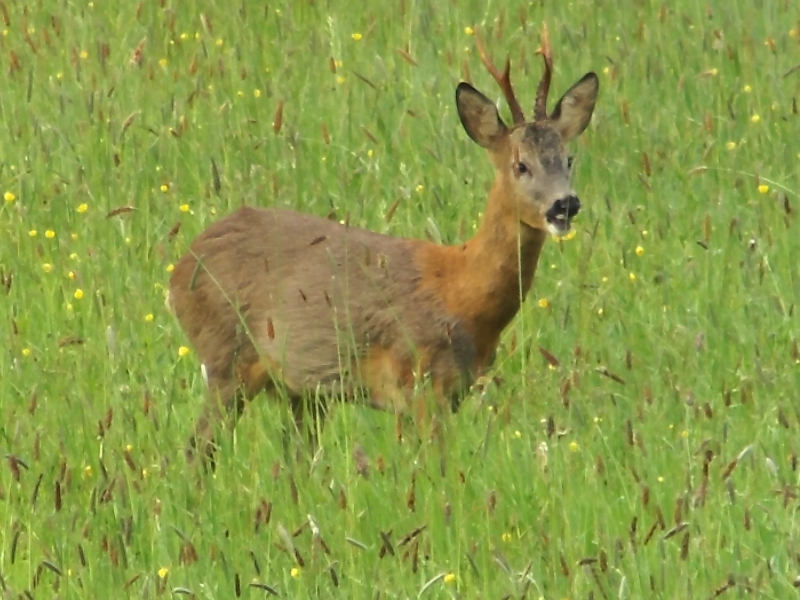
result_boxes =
[1,0,800,597]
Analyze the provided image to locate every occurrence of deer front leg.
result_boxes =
[280,393,328,463]
[186,356,271,469]
[186,376,243,470]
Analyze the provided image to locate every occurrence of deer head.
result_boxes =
[456,25,599,236]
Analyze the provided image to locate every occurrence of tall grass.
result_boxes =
[1,0,798,597]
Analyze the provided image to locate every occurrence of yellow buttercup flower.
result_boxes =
[553,229,577,242]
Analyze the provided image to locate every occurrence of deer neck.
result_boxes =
[416,177,547,367]
[461,179,547,329]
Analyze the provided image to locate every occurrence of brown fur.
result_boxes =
[169,35,598,465]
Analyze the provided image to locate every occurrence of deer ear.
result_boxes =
[456,83,509,148]
[550,73,599,141]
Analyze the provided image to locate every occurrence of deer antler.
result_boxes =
[533,23,553,121]
[474,28,525,125]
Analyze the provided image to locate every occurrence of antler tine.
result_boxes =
[533,23,553,121]
[474,28,525,124]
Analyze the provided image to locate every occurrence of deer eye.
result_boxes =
[567,155,575,169]
[515,162,529,176]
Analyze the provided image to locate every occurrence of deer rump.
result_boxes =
[171,206,476,414]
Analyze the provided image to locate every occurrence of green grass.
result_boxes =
[1,0,799,597]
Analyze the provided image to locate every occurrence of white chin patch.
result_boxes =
[546,220,571,236]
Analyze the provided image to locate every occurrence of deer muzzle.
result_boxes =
[545,195,581,231]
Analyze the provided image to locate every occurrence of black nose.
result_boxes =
[545,195,581,222]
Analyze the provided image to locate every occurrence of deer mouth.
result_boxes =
[545,213,573,235]
[545,195,581,235]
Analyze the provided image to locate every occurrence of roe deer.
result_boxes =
[170,25,599,465]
